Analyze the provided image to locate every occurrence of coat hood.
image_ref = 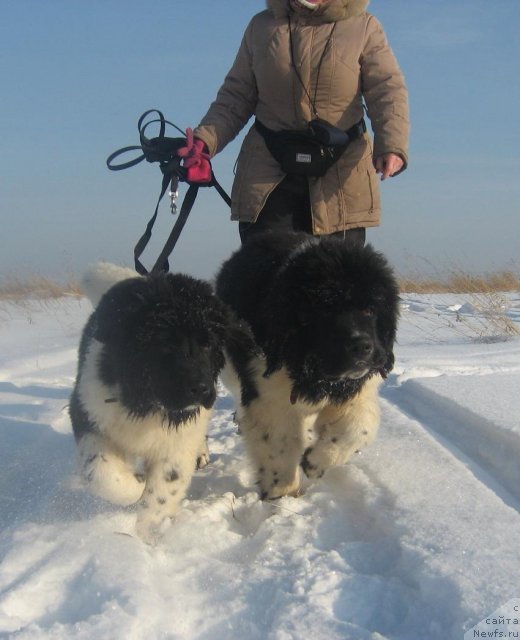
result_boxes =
[266,0,369,22]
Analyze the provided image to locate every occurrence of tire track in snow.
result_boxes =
[381,378,520,510]
[361,399,520,637]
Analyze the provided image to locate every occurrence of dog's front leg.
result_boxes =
[135,415,210,543]
[238,399,315,500]
[242,416,303,500]
[135,456,193,543]
[302,375,382,478]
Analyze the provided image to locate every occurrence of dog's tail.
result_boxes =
[82,262,141,308]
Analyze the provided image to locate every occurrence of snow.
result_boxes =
[1,292,520,640]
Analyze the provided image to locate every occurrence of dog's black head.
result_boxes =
[263,237,400,402]
[93,273,233,426]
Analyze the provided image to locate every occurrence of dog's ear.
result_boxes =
[204,298,235,340]
[380,350,395,378]
[262,334,286,377]
[258,296,291,378]
[375,288,400,357]
[359,252,400,358]
[220,311,260,406]
[93,278,148,344]
[221,309,258,358]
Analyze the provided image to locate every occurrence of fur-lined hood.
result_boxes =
[266,0,369,22]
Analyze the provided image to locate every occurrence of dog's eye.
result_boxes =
[361,308,374,317]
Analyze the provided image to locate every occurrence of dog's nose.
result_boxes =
[190,382,210,397]
[350,337,374,360]
[190,382,215,407]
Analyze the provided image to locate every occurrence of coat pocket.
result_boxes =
[337,139,380,215]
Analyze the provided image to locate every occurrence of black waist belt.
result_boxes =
[254,117,367,177]
[254,118,366,146]
[345,118,367,142]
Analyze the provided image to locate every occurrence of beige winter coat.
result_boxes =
[194,0,409,233]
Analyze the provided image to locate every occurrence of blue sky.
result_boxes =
[1,0,519,280]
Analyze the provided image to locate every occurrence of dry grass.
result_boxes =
[398,269,520,294]
[0,275,83,302]
[1,268,518,302]
[0,269,518,341]
[397,267,520,342]
[409,290,519,342]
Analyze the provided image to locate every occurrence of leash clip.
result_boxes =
[169,175,179,215]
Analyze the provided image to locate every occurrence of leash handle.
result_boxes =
[106,145,145,171]
[107,110,186,171]
[138,109,185,142]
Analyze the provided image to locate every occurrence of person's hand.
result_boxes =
[374,153,404,181]
[177,128,212,184]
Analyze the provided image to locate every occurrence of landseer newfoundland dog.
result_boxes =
[70,263,253,542]
[216,232,399,501]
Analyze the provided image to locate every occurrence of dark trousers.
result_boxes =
[239,175,366,247]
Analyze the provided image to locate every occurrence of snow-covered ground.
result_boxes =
[0,291,519,640]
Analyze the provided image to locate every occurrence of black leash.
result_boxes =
[107,109,231,275]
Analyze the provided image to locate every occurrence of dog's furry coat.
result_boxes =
[216,233,399,499]
[70,263,252,541]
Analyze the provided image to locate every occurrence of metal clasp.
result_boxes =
[169,175,179,214]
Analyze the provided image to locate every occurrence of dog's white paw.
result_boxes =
[79,438,145,506]
[259,469,301,501]
[301,446,330,479]
[301,441,361,479]
[196,452,210,470]
[196,439,210,470]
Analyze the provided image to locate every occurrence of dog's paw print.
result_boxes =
[135,513,164,545]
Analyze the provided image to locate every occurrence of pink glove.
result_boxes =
[177,128,212,184]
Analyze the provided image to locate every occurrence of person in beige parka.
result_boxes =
[188,0,410,244]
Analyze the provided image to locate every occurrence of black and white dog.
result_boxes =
[70,263,252,541]
[216,232,400,500]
